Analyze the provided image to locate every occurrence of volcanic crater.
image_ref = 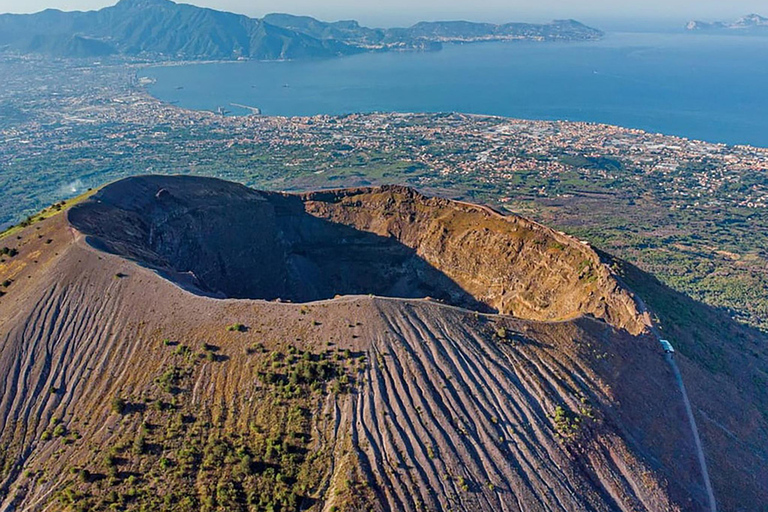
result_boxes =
[3,176,766,511]
[67,175,645,332]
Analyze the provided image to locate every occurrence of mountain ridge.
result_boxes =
[0,0,603,60]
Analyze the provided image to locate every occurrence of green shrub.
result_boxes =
[156,367,183,393]
[553,405,582,438]
[111,397,126,414]
[174,344,191,357]
[133,434,146,455]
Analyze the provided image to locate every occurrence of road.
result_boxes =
[624,287,718,512]
[665,352,718,512]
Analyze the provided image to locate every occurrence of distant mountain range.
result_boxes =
[686,13,768,33]
[0,0,603,60]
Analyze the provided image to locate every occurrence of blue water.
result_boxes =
[146,32,768,147]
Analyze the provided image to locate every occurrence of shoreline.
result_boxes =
[135,33,768,150]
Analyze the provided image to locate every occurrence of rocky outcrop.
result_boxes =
[301,185,646,334]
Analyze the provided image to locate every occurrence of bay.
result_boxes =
[146,32,768,147]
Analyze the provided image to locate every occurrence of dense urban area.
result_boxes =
[2,54,768,330]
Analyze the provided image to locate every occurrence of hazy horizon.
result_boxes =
[0,0,764,28]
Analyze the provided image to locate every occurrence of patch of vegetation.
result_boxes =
[0,188,97,241]
[48,339,359,511]
[559,154,623,172]
[552,405,582,439]
[226,323,247,333]
[111,397,127,415]
[456,475,470,492]
[52,424,67,438]
[173,344,191,357]
[155,366,189,394]
[259,346,348,397]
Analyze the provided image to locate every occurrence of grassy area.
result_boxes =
[0,187,98,242]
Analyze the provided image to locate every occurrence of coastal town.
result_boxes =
[3,56,767,222]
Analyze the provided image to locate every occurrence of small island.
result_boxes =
[686,13,768,33]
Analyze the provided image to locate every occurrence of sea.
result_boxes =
[145,31,768,148]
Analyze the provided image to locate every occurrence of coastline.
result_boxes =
[138,32,768,149]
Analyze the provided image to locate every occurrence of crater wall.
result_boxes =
[68,176,645,333]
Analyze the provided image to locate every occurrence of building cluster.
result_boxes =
[2,55,768,223]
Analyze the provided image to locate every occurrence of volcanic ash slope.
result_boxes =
[0,176,765,511]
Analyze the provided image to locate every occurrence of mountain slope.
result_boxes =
[0,0,602,60]
[0,176,766,511]
[0,0,359,60]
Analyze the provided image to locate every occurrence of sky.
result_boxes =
[0,0,764,28]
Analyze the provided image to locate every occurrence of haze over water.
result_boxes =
[146,32,768,147]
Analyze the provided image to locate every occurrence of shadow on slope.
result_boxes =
[602,252,768,511]
[67,175,493,313]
